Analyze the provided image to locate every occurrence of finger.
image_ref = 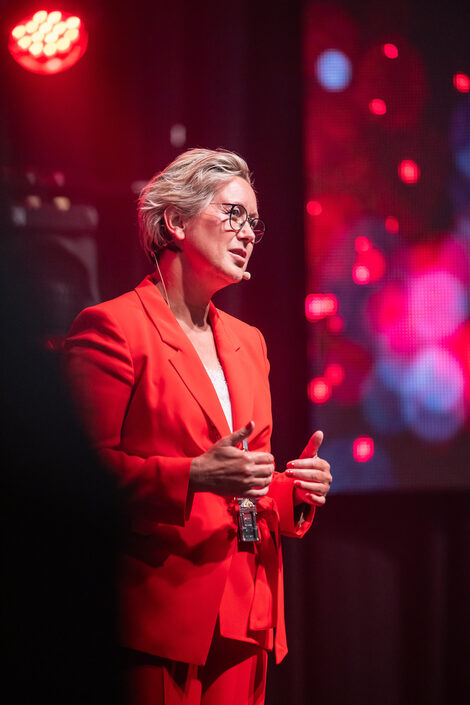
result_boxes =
[295,487,327,506]
[248,463,275,478]
[248,451,274,465]
[286,457,330,470]
[286,469,332,483]
[299,430,324,459]
[220,420,255,447]
[293,479,329,494]
[303,493,326,506]
[243,486,270,498]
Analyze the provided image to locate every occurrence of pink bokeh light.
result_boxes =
[325,363,345,386]
[399,159,420,184]
[453,73,470,93]
[382,43,399,59]
[306,200,323,216]
[369,98,387,115]
[305,293,338,321]
[385,216,399,234]
[353,436,375,462]
[308,377,332,404]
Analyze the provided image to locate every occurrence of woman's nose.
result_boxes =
[237,221,256,243]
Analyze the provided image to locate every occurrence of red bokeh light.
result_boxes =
[355,236,372,253]
[353,437,374,462]
[382,43,399,59]
[308,377,332,404]
[399,159,420,184]
[385,216,399,234]
[369,98,387,115]
[353,264,371,284]
[453,73,470,93]
[327,315,344,333]
[305,293,338,321]
[325,363,344,386]
[9,9,87,75]
[306,200,323,216]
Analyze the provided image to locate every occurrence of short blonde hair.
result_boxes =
[138,148,253,261]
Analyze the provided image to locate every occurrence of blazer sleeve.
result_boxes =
[64,306,192,527]
[253,327,315,538]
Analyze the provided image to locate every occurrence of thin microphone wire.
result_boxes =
[153,253,171,310]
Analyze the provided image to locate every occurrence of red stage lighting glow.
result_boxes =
[369,98,387,115]
[353,264,371,284]
[355,236,372,253]
[353,436,374,462]
[382,43,399,59]
[325,363,344,386]
[305,293,338,320]
[306,200,323,216]
[399,159,420,184]
[385,216,399,233]
[9,9,87,75]
[328,315,344,333]
[308,377,332,404]
[453,73,470,93]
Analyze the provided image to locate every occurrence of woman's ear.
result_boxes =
[163,206,186,243]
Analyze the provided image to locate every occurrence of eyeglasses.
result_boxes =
[213,203,266,243]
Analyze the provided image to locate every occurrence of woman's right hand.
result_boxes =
[189,421,274,498]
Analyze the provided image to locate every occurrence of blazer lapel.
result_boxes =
[134,276,232,439]
[209,304,254,436]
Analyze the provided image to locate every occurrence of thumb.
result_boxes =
[219,420,255,447]
[300,430,324,459]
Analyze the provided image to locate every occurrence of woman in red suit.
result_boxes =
[65,148,332,705]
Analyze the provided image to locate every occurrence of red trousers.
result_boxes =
[121,625,268,705]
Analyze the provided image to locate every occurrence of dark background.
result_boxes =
[1,1,469,703]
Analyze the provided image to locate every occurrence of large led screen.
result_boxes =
[304,1,470,491]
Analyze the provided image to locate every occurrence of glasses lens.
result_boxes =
[229,204,247,230]
[226,204,265,243]
[251,219,265,243]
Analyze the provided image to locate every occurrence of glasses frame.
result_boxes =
[214,202,266,244]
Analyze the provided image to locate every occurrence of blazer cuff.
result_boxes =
[269,472,315,537]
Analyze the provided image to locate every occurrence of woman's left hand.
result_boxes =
[285,430,332,506]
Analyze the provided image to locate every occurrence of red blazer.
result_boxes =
[64,275,314,665]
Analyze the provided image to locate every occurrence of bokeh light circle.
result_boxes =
[401,347,465,414]
[315,49,352,91]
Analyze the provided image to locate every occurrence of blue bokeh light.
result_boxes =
[402,395,465,442]
[401,347,464,414]
[315,49,353,91]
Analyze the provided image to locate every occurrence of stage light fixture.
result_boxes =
[9,9,87,75]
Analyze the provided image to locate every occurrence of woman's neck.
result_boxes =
[155,254,213,330]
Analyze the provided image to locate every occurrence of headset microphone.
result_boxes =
[242,271,251,280]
